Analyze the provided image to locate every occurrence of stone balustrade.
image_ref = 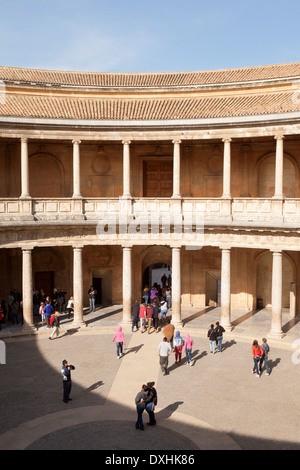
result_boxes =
[0,196,300,226]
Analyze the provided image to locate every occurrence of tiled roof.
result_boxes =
[0,62,300,88]
[0,91,299,121]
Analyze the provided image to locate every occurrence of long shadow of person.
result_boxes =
[123,344,144,356]
[264,357,281,375]
[156,401,184,421]
[84,380,104,392]
[221,340,236,352]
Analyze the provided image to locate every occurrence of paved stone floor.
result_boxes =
[0,305,300,451]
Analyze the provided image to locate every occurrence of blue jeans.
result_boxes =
[217,336,223,351]
[186,348,192,363]
[260,354,269,374]
[89,297,95,312]
[132,316,138,330]
[136,403,146,429]
[209,340,216,353]
[116,342,123,357]
[253,357,260,375]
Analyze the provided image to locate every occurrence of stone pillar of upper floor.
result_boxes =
[0,133,299,201]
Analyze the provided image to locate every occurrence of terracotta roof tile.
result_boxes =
[0,91,299,121]
[0,62,300,88]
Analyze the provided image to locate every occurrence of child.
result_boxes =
[139,303,147,333]
[112,326,126,358]
[174,331,184,364]
[49,312,61,340]
[184,333,194,366]
[260,338,270,376]
[39,302,45,322]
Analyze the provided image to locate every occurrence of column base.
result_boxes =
[268,329,285,339]
[72,320,87,329]
[22,323,36,333]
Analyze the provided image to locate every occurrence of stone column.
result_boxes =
[290,282,296,318]
[171,246,182,327]
[20,138,30,199]
[72,140,81,198]
[122,246,132,326]
[222,138,232,198]
[122,140,131,198]
[270,250,284,337]
[22,248,34,329]
[73,246,85,327]
[274,135,284,198]
[220,247,232,330]
[172,140,181,198]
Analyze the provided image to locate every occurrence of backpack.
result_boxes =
[50,314,55,325]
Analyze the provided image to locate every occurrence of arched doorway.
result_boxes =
[136,245,172,302]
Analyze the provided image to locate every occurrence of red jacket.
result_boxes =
[139,305,146,318]
[252,345,263,357]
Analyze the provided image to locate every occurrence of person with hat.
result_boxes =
[61,360,75,403]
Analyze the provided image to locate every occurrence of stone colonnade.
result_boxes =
[20,244,286,338]
[18,134,286,201]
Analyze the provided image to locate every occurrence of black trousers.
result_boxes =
[63,380,72,402]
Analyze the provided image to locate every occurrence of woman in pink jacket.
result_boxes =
[112,326,126,359]
[184,333,194,366]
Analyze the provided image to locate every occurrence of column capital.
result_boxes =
[72,139,81,145]
[222,137,232,143]
[219,246,231,252]
[21,137,28,144]
[21,246,34,252]
[271,249,282,254]
[274,134,285,141]
[172,139,181,145]
[72,245,84,250]
[122,140,131,145]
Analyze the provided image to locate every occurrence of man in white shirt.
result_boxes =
[157,337,172,376]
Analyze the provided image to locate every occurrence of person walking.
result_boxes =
[139,302,147,333]
[146,303,154,334]
[157,337,171,375]
[43,302,53,328]
[174,331,184,364]
[152,301,159,333]
[49,312,61,340]
[160,299,168,323]
[260,338,270,376]
[142,286,150,305]
[131,300,140,332]
[135,384,148,430]
[112,326,126,358]
[184,333,194,366]
[252,339,264,377]
[208,324,217,354]
[66,296,74,319]
[215,321,225,352]
[61,360,75,403]
[88,285,97,312]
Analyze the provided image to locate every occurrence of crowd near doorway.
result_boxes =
[143,263,172,291]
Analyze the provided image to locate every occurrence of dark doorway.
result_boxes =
[143,160,173,197]
[35,271,54,297]
[92,277,102,305]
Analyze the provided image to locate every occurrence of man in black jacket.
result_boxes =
[61,360,75,403]
[131,300,140,332]
[215,321,226,352]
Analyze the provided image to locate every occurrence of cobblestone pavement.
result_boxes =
[0,305,300,451]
